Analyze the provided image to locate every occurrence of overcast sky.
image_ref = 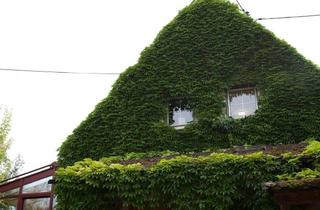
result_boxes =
[0,0,319,172]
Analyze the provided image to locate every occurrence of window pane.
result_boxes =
[229,92,242,105]
[23,198,50,210]
[1,188,19,197]
[0,198,17,210]
[228,88,258,119]
[230,104,243,119]
[22,177,52,193]
[169,99,193,127]
[241,89,256,104]
[242,103,257,116]
[172,109,193,126]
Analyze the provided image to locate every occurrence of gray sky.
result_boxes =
[0,0,319,172]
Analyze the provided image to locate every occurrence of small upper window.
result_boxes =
[228,87,258,119]
[168,98,194,129]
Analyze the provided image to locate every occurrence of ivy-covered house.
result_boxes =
[56,0,320,209]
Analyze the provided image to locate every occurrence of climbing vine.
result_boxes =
[58,0,320,168]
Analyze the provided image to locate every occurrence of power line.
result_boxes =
[0,68,121,75]
[257,14,320,21]
[235,0,250,16]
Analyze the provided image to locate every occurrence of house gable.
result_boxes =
[58,0,320,166]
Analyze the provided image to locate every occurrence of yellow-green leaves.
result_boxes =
[56,140,320,210]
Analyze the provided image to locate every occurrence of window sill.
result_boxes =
[170,123,194,130]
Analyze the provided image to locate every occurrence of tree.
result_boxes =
[0,107,23,181]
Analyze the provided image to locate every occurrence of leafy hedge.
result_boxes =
[278,140,320,181]
[58,0,320,166]
[55,140,320,210]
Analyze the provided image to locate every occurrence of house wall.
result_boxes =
[58,0,320,168]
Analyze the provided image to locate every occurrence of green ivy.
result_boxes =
[277,168,320,181]
[58,0,320,167]
[277,140,320,181]
[56,141,320,210]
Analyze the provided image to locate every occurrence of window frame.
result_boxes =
[0,163,57,210]
[227,86,259,119]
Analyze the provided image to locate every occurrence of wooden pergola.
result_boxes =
[265,178,320,210]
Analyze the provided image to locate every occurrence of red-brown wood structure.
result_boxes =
[265,178,320,210]
[0,162,57,210]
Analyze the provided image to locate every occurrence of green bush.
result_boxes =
[56,141,320,210]
[56,154,280,210]
[58,0,320,166]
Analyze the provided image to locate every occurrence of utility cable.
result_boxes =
[0,68,121,75]
[257,14,320,21]
[235,0,250,15]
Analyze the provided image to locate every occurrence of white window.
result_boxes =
[168,99,193,129]
[228,87,258,119]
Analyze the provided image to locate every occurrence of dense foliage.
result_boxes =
[58,0,320,166]
[278,140,320,181]
[55,140,320,210]
[0,107,12,181]
[0,107,23,208]
[0,107,23,181]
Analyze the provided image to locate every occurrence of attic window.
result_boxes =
[228,87,258,119]
[168,98,193,129]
